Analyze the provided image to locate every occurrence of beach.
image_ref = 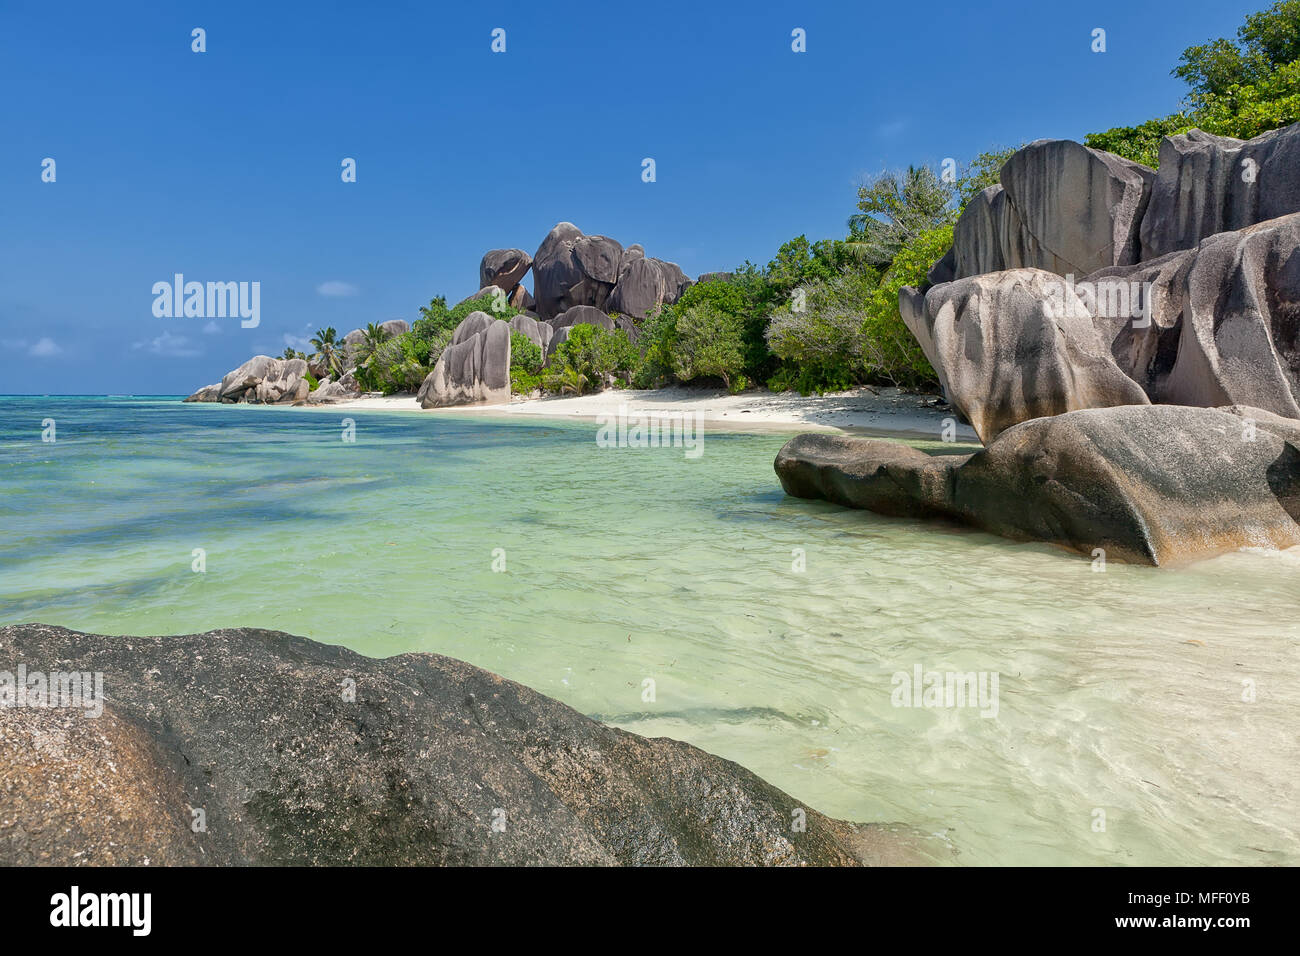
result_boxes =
[299,385,979,441]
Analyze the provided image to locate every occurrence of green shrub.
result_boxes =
[545,324,636,393]
[509,330,544,374]
[861,225,948,388]
[1085,2,1300,165]
[669,301,747,389]
[765,270,879,394]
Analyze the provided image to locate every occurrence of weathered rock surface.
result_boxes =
[532,222,689,321]
[450,310,500,346]
[1094,212,1300,417]
[940,142,1154,283]
[607,255,693,319]
[533,223,623,319]
[418,317,511,408]
[0,624,926,866]
[508,314,553,352]
[901,269,1149,442]
[254,358,310,404]
[218,355,276,401]
[776,404,1300,566]
[184,383,221,403]
[480,248,533,292]
[1141,124,1300,260]
[1000,139,1154,275]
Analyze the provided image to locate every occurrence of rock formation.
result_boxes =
[531,222,691,320]
[906,122,1300,441]
[417,315,511,408]
[901,268,1149,442]
[776,405,1300,566]
[0,623,928,866]
[1141,123,1300,259]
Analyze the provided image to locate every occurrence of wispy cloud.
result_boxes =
[316,281,359,297]
[876,119,907,139]
[28,337,63,357]
[202,321,221,335]
[282,331,312,351]
[132,331,202,358]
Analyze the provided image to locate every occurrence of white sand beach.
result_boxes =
[303,385,978,441]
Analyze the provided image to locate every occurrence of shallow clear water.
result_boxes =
[2,396,1297,865]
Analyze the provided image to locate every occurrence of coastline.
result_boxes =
[280,385,980,442]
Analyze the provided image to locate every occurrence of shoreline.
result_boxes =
[280,385,980,442]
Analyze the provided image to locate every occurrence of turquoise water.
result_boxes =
[2,395,1298,865]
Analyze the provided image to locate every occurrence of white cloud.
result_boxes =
[132,331,202,358]
[202,321,221,335]
[282,332,313,351]
[316,281,359,297]
[28,337,63,357]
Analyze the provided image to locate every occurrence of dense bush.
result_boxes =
[544,324,637,395]
[670,301,748,391]
[508,329,545,394]
[1085,2,1299,165]
[764,271,878,394]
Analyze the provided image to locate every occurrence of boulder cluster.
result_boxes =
[185,222,693,409]
[183,321,410,406]
[780,122,1300,566]
[906,123,1300,442]
[418,223,690,408]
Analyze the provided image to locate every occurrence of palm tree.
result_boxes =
[846,165,955,268]
[358,322,387,361]
[309,327,341,377]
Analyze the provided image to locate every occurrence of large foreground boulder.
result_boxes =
[0,624,924,866]
[775,404,1300,566]
[900,269,1149,442]
[1141,124,1300,260]
[418,317,511,407]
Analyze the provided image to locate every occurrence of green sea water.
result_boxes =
[2,395,1297,865]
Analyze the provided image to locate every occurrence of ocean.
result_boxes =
[2,395,1297,864]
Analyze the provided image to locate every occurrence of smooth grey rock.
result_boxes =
[479,248,532,291]
[450,310,500,346]
[254,358,310,404]
[551,305,615,331]
[1000,139,1154,274]
[0,623,928,865]
[1141,123,1300,260]
[901,269,1149,442]
[184,383,221,403]
[940,142,1154,282]
[379,319,410,337]
[418,320,511,408]
[508,314,553,351]
[219,355,276,401]
[533,223,623,319]
[776,404,1300,566]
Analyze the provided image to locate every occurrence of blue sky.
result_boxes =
[0,0,1262,393]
